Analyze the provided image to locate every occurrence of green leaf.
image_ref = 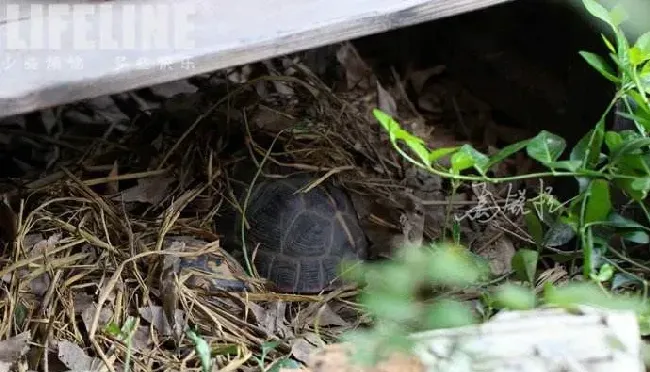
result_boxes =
[643,60,650,74]
[584,179,612,224]
[187,329,212,372]
[342,330,383,366]
[424,299,475,329]
[627,90,650,116]
[493,283,536,310]
[104,322,122,337]
[604,131,623,152]
[591,262,614,282]
[426,244,487,286]
[629,47,650,66]
[450,151,474,173]
[582,0,614,28]
[459,144,490,175]
[524,209,544,244]
[615,23,631,67]
[622,230,650,244]
[579,51,619,82]
[607,212,646,228]
[373,108,433,166]
[543,221,577,247]
[610,138,650,164]
[618,110,650,132]
[511,249,539,283]
[544,160,583,171]
[13,304,27,328]
[619,129,643,142]
[608,4,628,27]
[526,130,567,164]
[429,146,458,163]
[392,128,430,166]
[261,340,281,355]
[631,177,650,192]
[268,358,302,372]
[359,291,418,323]
[452,220,461,245]
[602,34,616,53]
[544,281,647,312]
[617,155,650,176]
[486,139,531,169]
[570,121,605,168]
[615,178,649,201]
[373,108,397,132]
[362,261,420,295]
[635,32,650,55]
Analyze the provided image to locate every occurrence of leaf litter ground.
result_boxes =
[0,42,568,371]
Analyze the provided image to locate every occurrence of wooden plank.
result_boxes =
[303,307,643,371]
[0,0,513,119]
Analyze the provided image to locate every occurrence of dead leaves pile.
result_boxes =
[0,40,548,371]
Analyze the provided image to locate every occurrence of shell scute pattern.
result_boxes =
[241,176,367,293]
[283,212,332,256]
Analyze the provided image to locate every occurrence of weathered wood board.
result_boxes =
[303,307,644,372]
[0,0,512,119]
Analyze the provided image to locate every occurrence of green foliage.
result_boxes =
[370,0,650,281]
[343,242,650,366]
[512,249,539,283]
[342,243,486,366]
[344,0,650,367]
[186,328,212,372]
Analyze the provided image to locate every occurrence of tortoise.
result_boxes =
[217,175,368,293]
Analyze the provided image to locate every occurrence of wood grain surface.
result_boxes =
[0,0,512,118]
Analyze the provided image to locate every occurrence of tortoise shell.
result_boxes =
[233,176,367,293]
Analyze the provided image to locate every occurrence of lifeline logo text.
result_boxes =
[1,3,197,50]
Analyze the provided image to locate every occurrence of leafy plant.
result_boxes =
[342,242,649,366]
[373,0,650,283]
[343,0,650,367]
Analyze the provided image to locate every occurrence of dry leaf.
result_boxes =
[376,82,397,118]
[300,304,348,328]
[105,161,119,195]
[148,80,198,98]
[262,65,294,95]
[81,304,114,334]
[336,42,375,90]
[248,302,292,339]
[130,326,153,352]
[73,293,95,314]
[291,338,316,364]
[138,306,185,336]
[28,273,50,296]
[159,253,182,338]
[407,66,446,95]
[17,234,60,296]
[112,176,174,205]
[473,230,516,276]
[57,340,101,371]
[0,331,30,364]
[251,107,297,132]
